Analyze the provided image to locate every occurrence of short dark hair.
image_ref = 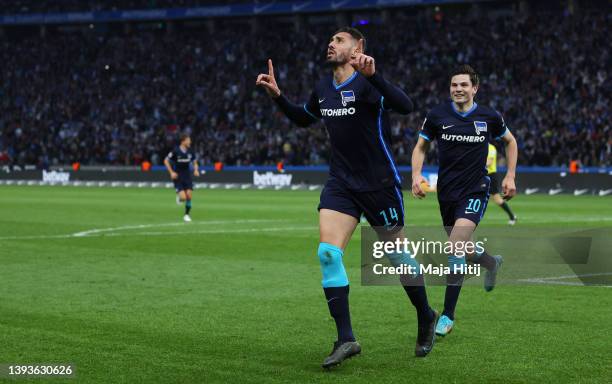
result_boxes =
[450,64,479,86]
[334,27,366,53]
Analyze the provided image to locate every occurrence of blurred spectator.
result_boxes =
[0,0,255,14]
[0,5,609,168]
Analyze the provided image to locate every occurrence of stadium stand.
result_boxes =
[0,0,255,14]
[0,1,609,168]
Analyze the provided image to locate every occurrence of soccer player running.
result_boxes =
[487,143,518,225]
[411,65,518,337]
[256,27,438,367]
[163,134,200,222]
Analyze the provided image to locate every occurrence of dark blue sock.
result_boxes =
[323,285,355,342]
[500,201,515,220]
[471,249,496,271]
[442,274,464,320]
[402,274,434,325]
[185,200,192,215]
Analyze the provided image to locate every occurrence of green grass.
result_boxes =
[0,186,611,383]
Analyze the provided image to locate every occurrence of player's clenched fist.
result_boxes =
[349,53,375,77]
[412,174,428,199]
[256,59,281,98]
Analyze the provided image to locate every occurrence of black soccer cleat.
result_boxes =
[322,340,361,369]
[415,310,439,357]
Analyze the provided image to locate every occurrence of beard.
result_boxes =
[325,51,350,67]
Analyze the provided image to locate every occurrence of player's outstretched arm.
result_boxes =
[256,59,319,127]
[349,53,414,114]
[501,131,518,200]
[411,137,430,199]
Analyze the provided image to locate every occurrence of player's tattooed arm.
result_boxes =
[256,59,319,127]
[350,53,413,114]
[500,131,518,200]
[411,137,431,199]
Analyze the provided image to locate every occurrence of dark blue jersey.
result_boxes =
[166,146,196,177]
[419,102,509,201]
[299,72,408,191]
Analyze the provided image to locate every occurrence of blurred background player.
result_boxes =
[257,27,438,367]
[164,134,200,222]
[487,143,518,225]
[411,65,518,338]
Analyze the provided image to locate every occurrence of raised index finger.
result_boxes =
[268,59,274,77]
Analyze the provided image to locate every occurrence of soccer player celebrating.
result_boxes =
[163,134,200,222]
[256,27,438,367]
[411,65,518,337]
[487,143,518,225]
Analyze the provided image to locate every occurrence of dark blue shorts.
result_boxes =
[174,177,193,192]
[439,191,490,228]
[318,177,405,231]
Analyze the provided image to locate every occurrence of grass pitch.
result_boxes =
[0,186,610,383]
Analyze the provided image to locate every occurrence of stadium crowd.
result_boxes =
[0,5,609,168]
[0,0,255,14]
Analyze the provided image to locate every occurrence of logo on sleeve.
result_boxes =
[474,121,488,135]
[340,90,355,107]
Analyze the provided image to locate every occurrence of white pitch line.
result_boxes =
[518,272,612,287]
[70,219,286,237]
[0,219,294,241]
[0,234,82,241]
[85,226,318,238]
[520,272,612,281]
[496,217,612,224]
[0,226,317,241]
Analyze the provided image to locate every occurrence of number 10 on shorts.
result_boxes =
[466,198,482,214]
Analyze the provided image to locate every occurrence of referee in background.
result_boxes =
[487,143,517,225]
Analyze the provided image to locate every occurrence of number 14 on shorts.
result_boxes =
[379,207,399,227]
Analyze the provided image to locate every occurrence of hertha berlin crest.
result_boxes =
[340,90,355,106]
[474,121,488,135]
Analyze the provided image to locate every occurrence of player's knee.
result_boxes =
[387,252,420,276]
[317,242,348,287]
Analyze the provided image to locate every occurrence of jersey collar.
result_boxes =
[451,101,478,118]
[333,71,358,90]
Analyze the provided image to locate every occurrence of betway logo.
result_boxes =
[441,134,486,143]
[320,107,355,117]
[42,170,70,182]
[253,171,293,187]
